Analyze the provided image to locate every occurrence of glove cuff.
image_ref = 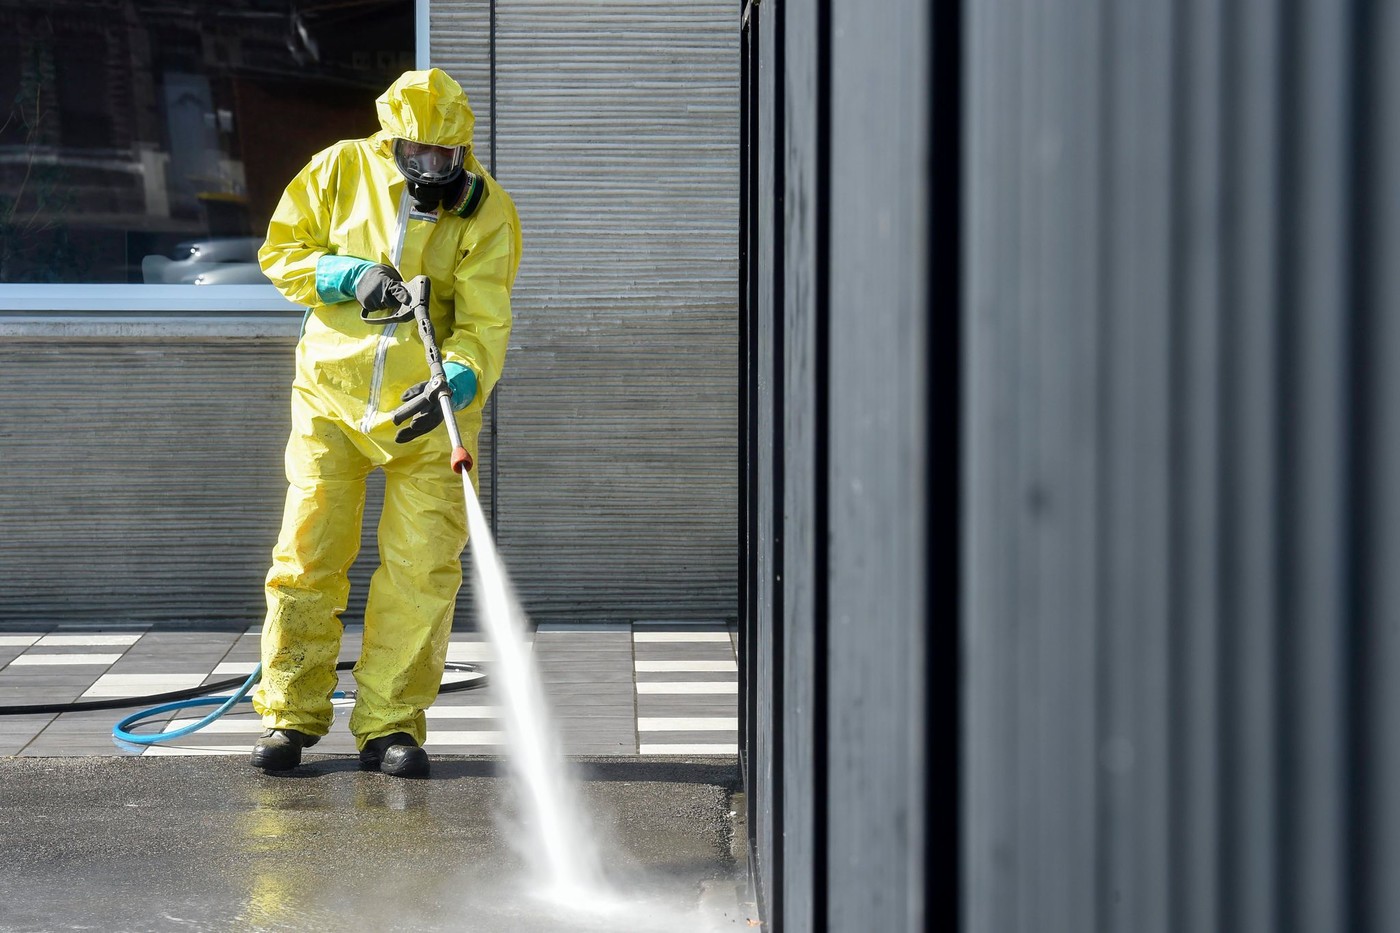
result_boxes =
[314,255,376,304]
[443,361,478,411]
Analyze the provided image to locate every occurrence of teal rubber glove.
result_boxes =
[314,255,378,304]
[443,361,477,411]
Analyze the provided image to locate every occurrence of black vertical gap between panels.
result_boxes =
[1342,0,1374,927]
[925,0,960,930]
[812,0,832,927]
[767,3,789,924]
[769,0,787,929]
[1272,1,1299,927]
[741,4,766,922]
[488,0,499,534]
[738,0,752,775]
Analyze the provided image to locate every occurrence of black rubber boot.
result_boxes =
[359,731,430,778]
[250,728,320,771]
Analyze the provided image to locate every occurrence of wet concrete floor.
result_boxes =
[0,755,754,932]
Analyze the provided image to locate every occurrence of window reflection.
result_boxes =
[0,1,413,286]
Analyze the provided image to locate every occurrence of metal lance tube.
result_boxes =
[402,276,473,474]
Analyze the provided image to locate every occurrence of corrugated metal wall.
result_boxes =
[964,1,1400,931]
[740,0,955,929]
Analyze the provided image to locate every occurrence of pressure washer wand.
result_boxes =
[407,276,473,474]
[361,274,473,474]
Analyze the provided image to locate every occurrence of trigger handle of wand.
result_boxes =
[405,275,473,475]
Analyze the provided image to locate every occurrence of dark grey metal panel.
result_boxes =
[1355,5,1400,929]
[963,0,1106,927]
[1218,3,1282,929]
[1099,2,1176,929]
[491,1,740,622]
[754,0,780,916]
[965,0,1400,931]
[1172,0,1223,926]
[780,0,818,929]
[1275,2,1353,928]
[961,0,1024,927]
[826,0,928,930]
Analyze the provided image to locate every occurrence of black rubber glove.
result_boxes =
[392,376,452,443]
[354,263,410,312]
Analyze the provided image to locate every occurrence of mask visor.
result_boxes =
[392,139,465,184]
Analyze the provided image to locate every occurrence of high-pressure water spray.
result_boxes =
[368,276,609,895]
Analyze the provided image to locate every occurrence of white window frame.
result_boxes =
[0,0,429,316]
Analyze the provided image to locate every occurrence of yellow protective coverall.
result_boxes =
[252,68,520,749]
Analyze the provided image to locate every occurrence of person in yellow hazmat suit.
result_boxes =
[249,68,520,778]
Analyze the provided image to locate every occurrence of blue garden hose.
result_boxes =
[112,663,345,745]
[0,657,486,745]
[116,662,258,744]
[107,660,485,745]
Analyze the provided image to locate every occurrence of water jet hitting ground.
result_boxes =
[461,472,609,901]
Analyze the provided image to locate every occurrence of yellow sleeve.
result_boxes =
[257,148,339,308]
[442,220,518,412]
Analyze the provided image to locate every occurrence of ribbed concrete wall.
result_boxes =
[0,322,296,625]
[489,0,740,621]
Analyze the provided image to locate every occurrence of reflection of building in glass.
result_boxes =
[0,1,413,284]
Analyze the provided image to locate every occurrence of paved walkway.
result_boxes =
[0,755,751,931]
[0,622,738,759]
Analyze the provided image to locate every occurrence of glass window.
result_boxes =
[0,1,415,289]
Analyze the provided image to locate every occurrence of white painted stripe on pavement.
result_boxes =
[83,673,206,697]
[0,636,41,647]
[640,744,738,755]
[426,706,501,719]
[637,717,739,732]
[427,730,506,745]
[11,654,121,666]
[211,662,259,676]
[142,745,247,757]
[164,718,264,734]
[635,682,739,695]
[632,632,731,643]
[37,634,142,647]
[634,660,737,673]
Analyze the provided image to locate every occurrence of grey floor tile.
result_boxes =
[636,697,738,716]
[0,716,57,731]
[539,672,636,685]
